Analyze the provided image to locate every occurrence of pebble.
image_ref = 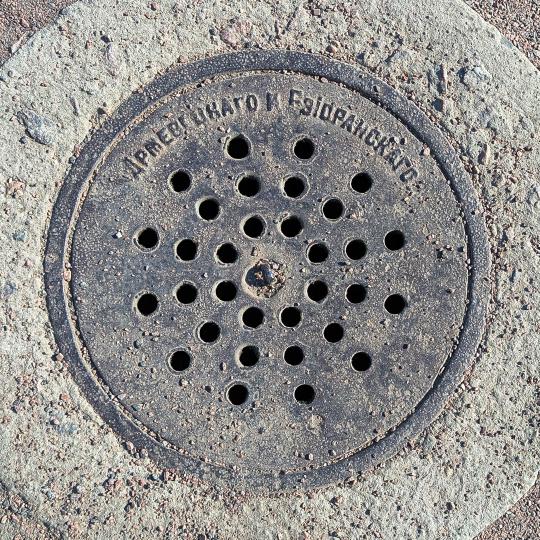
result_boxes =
[12,229,26,241]
[461,65,492,89]
[17,109,57,145]
[2,281,17,297]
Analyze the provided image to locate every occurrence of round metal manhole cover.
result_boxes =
[45,51,489,490]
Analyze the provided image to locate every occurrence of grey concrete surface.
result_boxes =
[0,0,539,538]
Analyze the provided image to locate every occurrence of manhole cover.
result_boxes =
[45,50,489,490]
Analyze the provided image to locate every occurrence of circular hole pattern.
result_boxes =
[169,170,191,192]
[293,137,315,160]
[215,280,237,302]
[351,172,373,193]
[243,215,265,238]
[307,242,329,264]
[280,216,303,238]
[294,384,315,404]
[280,306,302,328]
[238,345,259,368]
[130,134,415,413]
[322,198,344,221]
[136,293,158,316]
[135,227,159,250]
[283,176,306,198]
[169,350,191,372]
[323,322,344,343]
[226,135,250,159]
[345,239,367,260]
[237,175,260,197]
[384,230,406,251]
[227,383,249,405]
[284,345,304,366]
[198,198,220,221]
[176,283,198,304]
[199,321,220,343]
[351,352,372,372]
[242,307,264,329]
[216,242,238,264]
[176,239,198,261]
[307,280,328,303]
[384,294,407,314]
[346,284,367,304]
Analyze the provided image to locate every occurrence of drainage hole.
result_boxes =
[384,294,407,314]
[176,283,198,304]
[351,172,373,193]
[135,227,159,250]
[351,352,372,372]
[284,345,304,366]
[237,175,260,197]
[345,239,367,260]
[238,345,259,368]
[215,280,237,302]
[242,306,265,329]
[243,215,265,238]
[226,135,250,159]
[294,384,315,404]
[227,383,249,405]
[280,216,303,238]
[280,306,302,328]
[198,198,220,221]
[283,176,306,198]
[323,322,344,343]
[136,293,158,316]
[216,242,239,264]
[307,242,329,264]
[293,137,315,160]
[169,170,191,192]
[169,350,191,372]
[306,280,328,303]
[384,230,406,250]
[346,284,367,304]
[322,198,344,221]
[199,321,221,343]
[176,239,198,261]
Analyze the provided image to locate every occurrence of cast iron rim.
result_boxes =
[44,49,491,491]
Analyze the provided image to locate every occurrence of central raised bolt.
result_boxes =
[244,259,285,298]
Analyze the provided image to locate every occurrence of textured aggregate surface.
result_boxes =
[0,0,539,538]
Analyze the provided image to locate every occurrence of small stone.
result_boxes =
[12,229,26,241]
[17,109,57,145]
[113,231,123,239]
[326,41,340,54]
[105,43,120,76]
[2,281,17,297]
[478,144,491,165]
[461,65,492,89]
[220,28,240,47]
[10,35,26,54]
[6,179,25,197]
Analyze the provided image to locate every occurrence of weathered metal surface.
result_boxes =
[44,50,489,490]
